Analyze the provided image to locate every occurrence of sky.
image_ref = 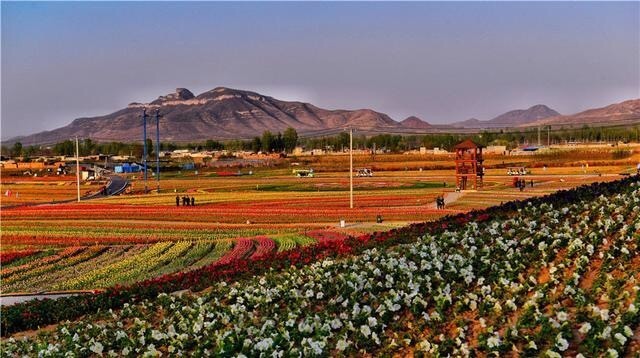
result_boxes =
[2,1,639,139]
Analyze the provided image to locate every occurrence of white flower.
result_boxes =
[555,333,568,351]
[146,344,159,356]
[545,350,561,358]
[90,341,104,355]
[579,322,592,334]
[556,311,568,322]
[330,318,343,330]
[487,334,501,348]
[527,341,537,350]
[122,347,130,355]
[614,333,627,345]
[336,338,349,351]
[624,325,633,337]
[417,339,431,352]
[360,325,371,337]
[367,317,377,327]
[255,337,274,351]
[371,331,380,345]
[607,348,619,358]
[151,330,165,341]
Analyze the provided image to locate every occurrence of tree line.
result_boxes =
[2,125,638,158]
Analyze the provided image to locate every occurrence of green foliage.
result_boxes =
[283,127,298,153]
[11,142,23,157]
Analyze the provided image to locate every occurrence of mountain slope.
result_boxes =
[522,99,640,127]
[12,87,400,145]
[452,105,560,128]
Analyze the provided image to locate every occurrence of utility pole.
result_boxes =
[75,136,80,202]
[537,126,541,147]
[547,126,550,147]
[350,128,353,209]
[142,109,148,193]
[155,109,161,192]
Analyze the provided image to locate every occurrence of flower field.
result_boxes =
[0,236,320,293]
[0,169,624,295]
[2,176,639,356]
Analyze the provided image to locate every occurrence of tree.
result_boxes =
[251,137,262,153]
[23,145,37,158]
[82,138,95,156]
[261,131,274,152]
[283,127,298,153]
[11,142,23,157]
[205,140,224,151]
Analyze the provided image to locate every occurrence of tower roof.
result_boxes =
[454,139,484,149]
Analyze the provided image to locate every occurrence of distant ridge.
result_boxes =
[399,116,432,129]
[522,99,640,128]
[452,105,560,128]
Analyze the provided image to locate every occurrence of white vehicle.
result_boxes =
[293,169,314,178]
[507,167,528,176]
[356,168,373,177]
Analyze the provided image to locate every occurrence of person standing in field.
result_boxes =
[176,195,180,207]
[191,196,195,206]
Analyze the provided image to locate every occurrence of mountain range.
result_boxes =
[451,105,560,128]
[522,99,640,128]
[7,87,640,146]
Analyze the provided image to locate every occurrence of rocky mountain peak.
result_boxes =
[150,88,195,105]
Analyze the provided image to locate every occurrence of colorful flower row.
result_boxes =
[0,250,40,265]
[250,236,276,260]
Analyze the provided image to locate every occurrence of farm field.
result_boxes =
[0,156,633,295]
[0,175,98,206]
[2,175,639,356]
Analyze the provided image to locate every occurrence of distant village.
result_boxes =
[1,139,633,182]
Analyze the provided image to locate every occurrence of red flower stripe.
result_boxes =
[249,236,276,260]
[0,250,40,265]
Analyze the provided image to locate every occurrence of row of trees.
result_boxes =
[3,125,638,158]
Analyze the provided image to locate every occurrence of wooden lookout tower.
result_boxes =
[454,139,484,190]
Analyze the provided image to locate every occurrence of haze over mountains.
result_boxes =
[8,87,640,146]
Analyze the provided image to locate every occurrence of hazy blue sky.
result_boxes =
[2,1,639,139]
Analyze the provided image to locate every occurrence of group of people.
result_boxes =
[436,195,446,210]
[514,178,533,191]
[176,195,195,207]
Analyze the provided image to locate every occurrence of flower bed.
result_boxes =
[1,176,638,353]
